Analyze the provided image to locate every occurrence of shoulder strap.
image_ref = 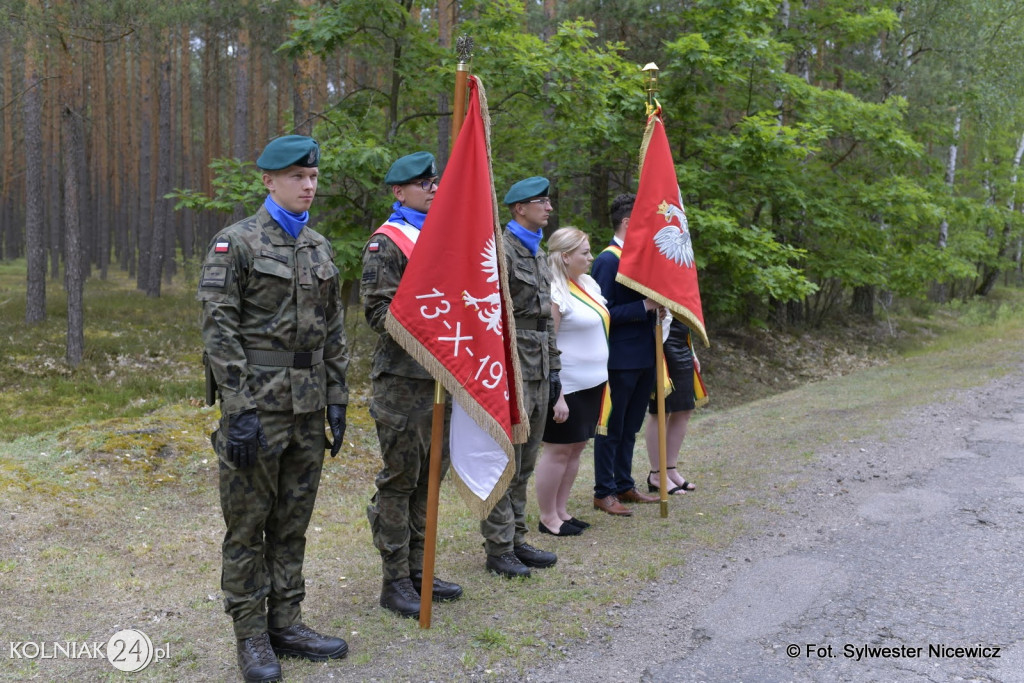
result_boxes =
[372,221,420,259]
[601,244,622,258]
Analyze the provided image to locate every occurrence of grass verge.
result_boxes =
[2,261,1023,680]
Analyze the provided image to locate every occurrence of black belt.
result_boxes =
[244,348,324,369]
[514,316,549,331]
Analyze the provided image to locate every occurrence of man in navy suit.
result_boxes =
[590,193,662,516]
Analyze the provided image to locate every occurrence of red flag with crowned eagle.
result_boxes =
[616,106,709,348]
[384,76,526,518]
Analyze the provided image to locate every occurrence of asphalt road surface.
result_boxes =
[528,367,1024,683]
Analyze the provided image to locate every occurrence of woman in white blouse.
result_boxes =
[534,227,610,536]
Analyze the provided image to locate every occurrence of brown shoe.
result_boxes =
[593,495,632,516]
[618,487,659,504]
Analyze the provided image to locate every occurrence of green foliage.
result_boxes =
[166,0,1024,328]
[167,158,265,215]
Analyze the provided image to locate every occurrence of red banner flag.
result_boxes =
[384,76,526,518]
[616,109,709,347]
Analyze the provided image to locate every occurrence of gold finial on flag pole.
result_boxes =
[642,62,660,117]
[456,33,474,65]
[452,34,474,147]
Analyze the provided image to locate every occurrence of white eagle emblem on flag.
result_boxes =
[462,236,503,334]
[653,191,695,268]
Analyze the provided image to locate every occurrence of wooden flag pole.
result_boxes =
[419,34,474,630]
[655,317,669,518]
[418,379,445,628]
[641,62,670,518]
[452,36,472,142]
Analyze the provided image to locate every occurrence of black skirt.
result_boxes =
[649,319,696,414]
[542,383,606,444]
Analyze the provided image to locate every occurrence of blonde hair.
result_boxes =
[547,226,590,305]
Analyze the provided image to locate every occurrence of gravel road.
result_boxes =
[526,366,1024,683]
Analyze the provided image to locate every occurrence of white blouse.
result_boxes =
[551,274,609,394]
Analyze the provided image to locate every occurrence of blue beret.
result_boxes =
[256,135,320,171]
[385,151,437,185]
[503,176,550,205]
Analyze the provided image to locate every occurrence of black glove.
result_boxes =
[326,404,347,457]
[226,409,268,469]
[549,370,562,405]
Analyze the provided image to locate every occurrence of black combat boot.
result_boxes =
[513,542,557,568]
[485,551,531,578]
[380,577,421,618]
[268,623,348,661]
[410,570,464,602]
[236,632,281,683]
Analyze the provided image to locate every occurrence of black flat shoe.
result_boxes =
[564,516,590,529]
[538,521,582,537]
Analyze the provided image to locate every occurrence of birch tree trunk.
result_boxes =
[976,131,1024,296]
[937,112,961,250]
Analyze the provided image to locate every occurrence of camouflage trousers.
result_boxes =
[481,378,548,556]
[214,408,326,640]
[367,374,450,581]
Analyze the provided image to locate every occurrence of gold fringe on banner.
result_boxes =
[383,77,526,519]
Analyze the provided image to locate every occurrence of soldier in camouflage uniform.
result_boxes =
[197,136,350,683]
[360,151,463,618]
[481,176,562,579]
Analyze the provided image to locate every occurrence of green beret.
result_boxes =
[385,151,437,185]
[256,135,320,171]
[503,176,550,205]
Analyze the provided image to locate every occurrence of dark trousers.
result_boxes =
[367,374,450,582]
[593,366,655,499]
[481,378,547,555]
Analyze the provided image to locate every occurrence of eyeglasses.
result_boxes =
[525,197,551,205]
[413,177,439,191]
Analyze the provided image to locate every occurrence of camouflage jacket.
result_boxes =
[504,227,561,380]
[359,230,432,380]
[197,205,349,416]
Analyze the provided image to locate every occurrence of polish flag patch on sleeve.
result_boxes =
[214,241,230,253]
[368,241,380,253]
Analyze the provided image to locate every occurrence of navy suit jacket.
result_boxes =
[591,243,656,371]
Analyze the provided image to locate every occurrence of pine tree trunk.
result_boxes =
[1,33,17,260]
[179,29,196,262]
[45,53,62,281]
[234,24,251,160]
[136,44,154,290]
[147,51,172,297]
[436,0,455,167]
[61,49,85,366]
[96,40,111,279]
[64,102,85,366]
[24,28,46,324]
